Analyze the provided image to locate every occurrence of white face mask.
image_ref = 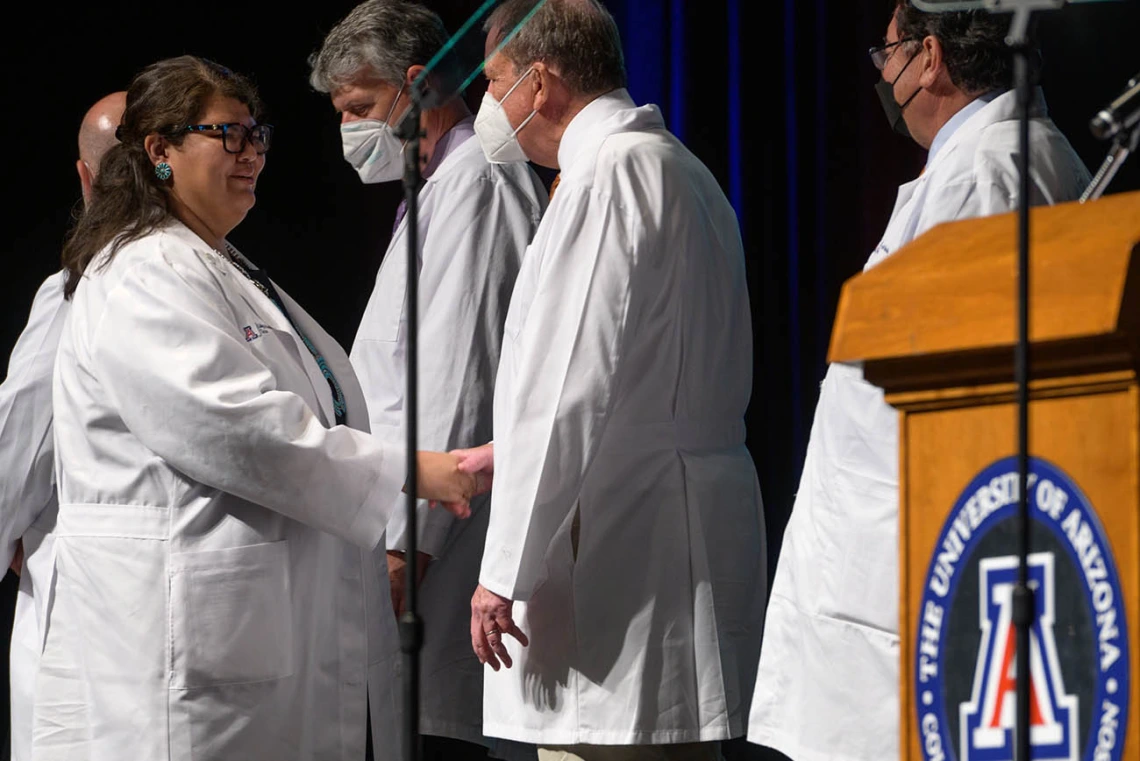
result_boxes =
[340,83,407,183]
[474,68,538,164]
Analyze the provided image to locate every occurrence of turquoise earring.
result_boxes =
[155,162,172,181]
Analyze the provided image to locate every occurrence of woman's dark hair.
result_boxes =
[61,55,262,298]
[894,1,1038,95]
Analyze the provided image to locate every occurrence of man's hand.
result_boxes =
[386,550,432,616]
[434,443,494,513]
[452,443,494,495]
[470,583,528,671]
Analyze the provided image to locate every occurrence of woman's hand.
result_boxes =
[414,451,475,517]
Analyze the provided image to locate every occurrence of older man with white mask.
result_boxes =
[0,90,124,761]
[450,1,767,759]
[310,2,547,758]
[748,4,1091,761]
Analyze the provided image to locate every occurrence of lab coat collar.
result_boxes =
[389,125,481,246]
[927,90,1001,165]
[925,86,1048,175]
[162,219,340,426]
[423,116,476,180]
[159,222,279,322]
[556,88,665,173]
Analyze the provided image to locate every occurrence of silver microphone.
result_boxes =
[1091,71,1140,141]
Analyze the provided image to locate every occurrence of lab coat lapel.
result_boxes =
[390,206,410,260]
[275,286,365,430]
[924,88,1045,177]
[868,88,1046,272]
[381,213,413,292]
[866,174,925,271]
[156,224,339,426]
[219,249,338,427]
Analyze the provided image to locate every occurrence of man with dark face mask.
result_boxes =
[747,4,1090,761]
[874,35,923,138]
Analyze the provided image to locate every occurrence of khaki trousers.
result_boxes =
[537,743,722,761]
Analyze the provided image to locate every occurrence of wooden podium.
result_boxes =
[829,191,1140,761]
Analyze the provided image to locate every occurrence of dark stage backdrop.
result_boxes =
[0,0,1137,756]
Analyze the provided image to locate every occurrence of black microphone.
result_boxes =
[1090,71,1140,141]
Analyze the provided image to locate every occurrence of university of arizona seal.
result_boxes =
[915,457,1130,761]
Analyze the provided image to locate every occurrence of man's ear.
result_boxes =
[77,159,94,204]
[406,64,426,89]
[532,61,550,112]
[405,64,442,109]
[918,35,943,90]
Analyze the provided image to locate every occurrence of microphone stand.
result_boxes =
[1009,17,1034,761]
[911,11,1061,756]
[997,3,1056,759]
[1081,122,1140,202]
[395,79,426,761]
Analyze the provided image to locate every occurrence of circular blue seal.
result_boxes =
[915,456,1130,761]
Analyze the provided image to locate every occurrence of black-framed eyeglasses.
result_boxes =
[181,122,274,154]
[869,38,917,71]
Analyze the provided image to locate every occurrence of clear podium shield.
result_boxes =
[401,0,548,113]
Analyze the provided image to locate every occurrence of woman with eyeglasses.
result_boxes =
[34,55,474,760]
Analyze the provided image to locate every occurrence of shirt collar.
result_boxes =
[927,90,1004,165]
[556,88,637,172]
[424,115,476,179]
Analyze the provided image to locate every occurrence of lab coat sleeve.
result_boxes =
[89,250,403,550]
[479,186,638,601]
[385,174,539,557]
[0,272,67,567]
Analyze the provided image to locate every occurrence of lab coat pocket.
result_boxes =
[169,540,294,689]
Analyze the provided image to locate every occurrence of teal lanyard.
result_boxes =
[226,252,347,425]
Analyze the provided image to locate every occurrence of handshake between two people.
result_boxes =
[416,442,495,517]
[414,442,494,517]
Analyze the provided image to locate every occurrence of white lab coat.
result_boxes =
[34,220,406,761]
[351,131,546,750]
[479,89,767,746]
[748,89,1090,761]
[0,271,67,761]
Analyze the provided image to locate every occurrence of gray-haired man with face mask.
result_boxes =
[452,1,767,759]
[309,2,547,758]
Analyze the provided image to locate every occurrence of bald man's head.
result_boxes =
[77,91,126,202]
[78,91,126,172]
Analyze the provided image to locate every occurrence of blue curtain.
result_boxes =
[597,0,1140,554]
[604,0,888,550]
